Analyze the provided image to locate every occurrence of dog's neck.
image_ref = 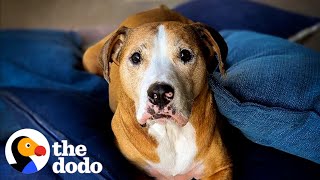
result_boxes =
[189,83,219,161]
[113,88,160,164]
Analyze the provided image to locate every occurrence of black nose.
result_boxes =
[147,83,174,108]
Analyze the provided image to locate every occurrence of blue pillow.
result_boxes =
[0,30,107,99]
[210,30,320,164]
[175,0,320,38]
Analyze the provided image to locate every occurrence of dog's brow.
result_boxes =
[174,39,182,46]
[140,43,147,49]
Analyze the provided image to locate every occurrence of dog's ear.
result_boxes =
[99,26,129,82]
[191,23,228,74]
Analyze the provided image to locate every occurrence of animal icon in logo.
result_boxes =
[10,136,46,174]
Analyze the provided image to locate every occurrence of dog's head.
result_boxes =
[100,22,227,127]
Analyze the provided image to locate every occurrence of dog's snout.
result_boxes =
[147,83,174,108]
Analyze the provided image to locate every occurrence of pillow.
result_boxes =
[174,0,320,38]
[210,30,320,164]
[0,30,106,98]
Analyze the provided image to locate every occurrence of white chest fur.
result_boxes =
[147,121,198,176]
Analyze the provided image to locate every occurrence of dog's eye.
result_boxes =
[130,52,141,65]
[180,49,193,63]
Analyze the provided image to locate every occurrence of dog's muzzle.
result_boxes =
[138,83,189,127]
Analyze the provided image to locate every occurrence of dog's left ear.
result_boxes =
[191,23,228,74]
[99,26,129,82]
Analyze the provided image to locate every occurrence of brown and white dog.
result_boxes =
[83,5,232,180]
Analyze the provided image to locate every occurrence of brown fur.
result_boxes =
[190,83,232,178]
[112,89,160,166]
[83,5,232,179]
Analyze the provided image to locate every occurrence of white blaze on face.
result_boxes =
[136,25,190,123]
[136,25,198,177]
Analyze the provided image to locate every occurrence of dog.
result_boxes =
[83,5,232,179]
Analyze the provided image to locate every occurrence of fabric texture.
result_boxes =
[0,88,139,179]
[211,30,320,164]
[174,0,320,38]
[0,30,108,140]
[0,30,106,97]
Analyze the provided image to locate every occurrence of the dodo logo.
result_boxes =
[5,129,50,174]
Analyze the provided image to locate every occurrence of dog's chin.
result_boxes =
[137,102,189,127]
[139,112,189,127]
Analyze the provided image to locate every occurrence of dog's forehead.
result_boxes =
[128,23,159,39]
[163,23,199,47]
[160,22,196,36]
[127,22,198,44]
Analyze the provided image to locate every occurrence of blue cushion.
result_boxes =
[0,30,107,98]
[175,0,320,38]
[210,30,320,164]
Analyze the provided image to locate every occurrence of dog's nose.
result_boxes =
[147,83,174,108]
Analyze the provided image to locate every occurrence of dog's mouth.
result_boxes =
[138,102,188,127]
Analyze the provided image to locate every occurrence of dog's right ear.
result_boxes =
[191,23,228,75]
[99,26,129,82]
